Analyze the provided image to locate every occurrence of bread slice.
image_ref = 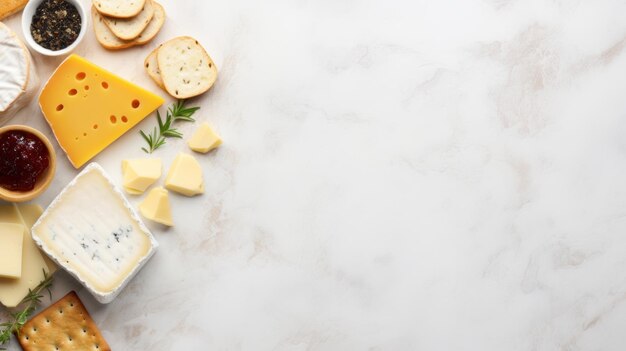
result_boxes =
[144,47,164,88]
[102,0,154,40]
[93,0,145,18]
[93,2,165,50]
[133,1,165,45]
[0,0,27,20]
[92,6,132,50]
[157,37,217,99]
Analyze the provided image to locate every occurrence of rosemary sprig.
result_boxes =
[140,100,200,153]
[0,270,53,350]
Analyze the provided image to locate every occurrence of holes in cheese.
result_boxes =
[69,89,78,96]
[39,55,164,168]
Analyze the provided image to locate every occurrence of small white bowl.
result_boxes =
[21,0,88,56]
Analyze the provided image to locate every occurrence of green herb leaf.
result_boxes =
[162,129,183,138]
[0,270,53,349]
[140,100,200,153]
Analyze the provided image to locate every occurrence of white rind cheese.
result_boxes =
[0,22,38,125]
[31,163,158,304]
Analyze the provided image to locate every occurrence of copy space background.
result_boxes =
[3,0,626,350]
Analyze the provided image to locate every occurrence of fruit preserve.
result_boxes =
[0,130,50,192]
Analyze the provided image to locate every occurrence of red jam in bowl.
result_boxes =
[0,130,50,192]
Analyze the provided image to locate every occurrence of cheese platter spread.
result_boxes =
[0,0,222,348]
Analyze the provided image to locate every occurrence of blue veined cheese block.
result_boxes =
[32,163,158,304]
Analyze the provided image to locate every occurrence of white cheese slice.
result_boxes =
[0,204,56,308]
[0,22,38,125]
[0,223,25,279]
[32,163,158,304]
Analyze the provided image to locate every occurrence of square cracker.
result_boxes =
[18,291,111,351]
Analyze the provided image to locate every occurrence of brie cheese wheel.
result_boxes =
[0,22,38,125]
[32,163,158,304]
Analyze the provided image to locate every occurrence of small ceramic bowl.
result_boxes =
[21,0,88,56]
[0,125,56,203]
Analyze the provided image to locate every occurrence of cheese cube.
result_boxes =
[31,163,158,304]
[165,153,204,196]
[124,186,144,196]
[122,158,162,195]
[0,205,56,308]
[39,55,164,168]
[188,122,222,153]
[139,187,173,226]
[0,223,24,279]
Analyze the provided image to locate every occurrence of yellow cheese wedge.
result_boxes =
[0,223,24,279]
[0,205,56,308]
[165,153,204,196]
[39,55,164,168]
[188,122,222,153]
[139,187,173,226]
[122,158,162,194]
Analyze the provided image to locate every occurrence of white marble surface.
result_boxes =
[3,0,626,349]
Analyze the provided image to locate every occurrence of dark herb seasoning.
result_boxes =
[31,0,81,51]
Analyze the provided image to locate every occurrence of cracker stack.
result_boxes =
[92,0,165,50]
[144,37,218,99]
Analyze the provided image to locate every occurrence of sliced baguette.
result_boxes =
[93,0,145,18]
[92,6,130,50]
[103,0,154,40]
[157,37,217,99]
[133,1,165,45]
[92,6,132,50]
[144,48,164,88]
[93,2,165,50]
